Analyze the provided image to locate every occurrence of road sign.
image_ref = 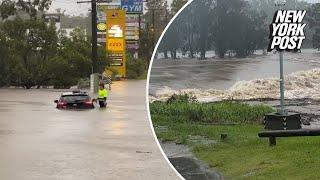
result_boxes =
[97,22,107,31]
[126,43,139,50]
[106,9,126,51]
[98,38,106,43]
[125,35,139,40]
[121,0,143,14]
[106,9,127,77]
[126,26,138,31]
[126,14,139,23]
[107,38,125,51]
[125,31,139,36]
[126,22,139,27]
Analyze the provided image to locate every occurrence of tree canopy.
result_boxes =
[158,0,319,59]
[0,0,110,88]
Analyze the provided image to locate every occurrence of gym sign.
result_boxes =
[121,0,143,14]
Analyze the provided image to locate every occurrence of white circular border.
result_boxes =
[145,1,194,180]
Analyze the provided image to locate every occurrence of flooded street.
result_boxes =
[0,80,178,180]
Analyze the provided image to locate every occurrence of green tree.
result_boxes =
[213,0,268,58]
[306,3,320,50]
[2,18,58,88]
[16,0,52,19]
[171,0,188,15]
[179,2,200,58]
[126,54,146,79]
[142,0,170,62]
[0,25,9,86]
[0,0,16,19]
[138,27,153,65]
[158,0,270,59]
[49,28,92,88]
[1,0,53,20]
[51,28,110,88]
[197,0,215,59]
[158,20,181,59]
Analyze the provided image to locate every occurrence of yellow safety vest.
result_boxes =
[98,89,108,99]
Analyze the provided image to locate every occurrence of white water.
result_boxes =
[150,68,320,103]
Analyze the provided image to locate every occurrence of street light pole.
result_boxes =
[276,0,286,115]
[279,51,285,115]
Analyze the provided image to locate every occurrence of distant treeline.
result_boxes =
[0,0,146,88]
[158,0,320,59]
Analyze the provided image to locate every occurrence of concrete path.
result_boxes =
[0,80,179,180]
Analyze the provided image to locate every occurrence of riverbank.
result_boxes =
[150,99,320,179]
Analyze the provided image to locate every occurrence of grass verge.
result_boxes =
[150,100,320,179]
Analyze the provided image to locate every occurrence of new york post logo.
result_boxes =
[268,10,306,52]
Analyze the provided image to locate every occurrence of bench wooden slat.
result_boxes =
[258,129,320,146]
[259,129,320,138]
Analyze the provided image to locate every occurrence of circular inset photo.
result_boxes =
[148,0,320,179]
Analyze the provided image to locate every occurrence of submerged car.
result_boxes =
[54,90,94,109]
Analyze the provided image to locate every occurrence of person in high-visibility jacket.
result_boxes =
[98,84,109,108]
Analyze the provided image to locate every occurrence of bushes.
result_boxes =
[150,99,274,124]
[126,54,147,79]
[166,94,197,104]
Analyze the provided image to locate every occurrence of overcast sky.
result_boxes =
[0,0,314,16]
[48,0,175,16]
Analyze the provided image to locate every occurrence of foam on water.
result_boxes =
[150,68,320,103]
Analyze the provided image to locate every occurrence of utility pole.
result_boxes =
[77,0,98,73]
[91,0,98,73]
[77,0,98,94]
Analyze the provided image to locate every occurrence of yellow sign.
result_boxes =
[107,38,124,51]
[97,23,107,31]
[108,25,123,38]
[106,9,126,78]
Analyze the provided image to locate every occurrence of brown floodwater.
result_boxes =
[0,80,179,180]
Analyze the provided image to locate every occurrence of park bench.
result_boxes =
[258,129,320,146]
[258,112,307,146]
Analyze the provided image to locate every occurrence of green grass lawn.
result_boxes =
[150,100,320,179]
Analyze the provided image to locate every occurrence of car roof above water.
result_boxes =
[61,90,89,96]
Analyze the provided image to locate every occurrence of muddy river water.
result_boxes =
[149,49,320,102]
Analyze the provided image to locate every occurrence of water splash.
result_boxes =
[150,68,320,103]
